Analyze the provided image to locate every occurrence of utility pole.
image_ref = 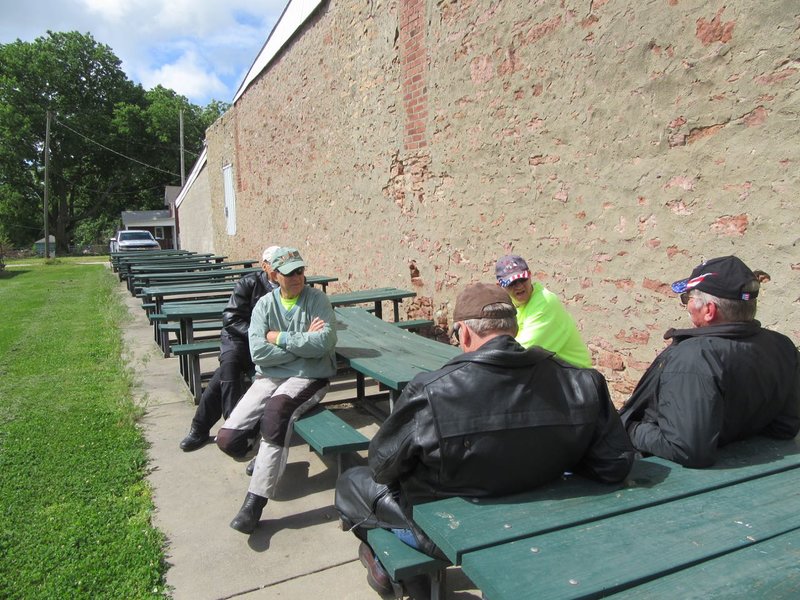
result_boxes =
[179,109,185,186]
[43,110,51,259]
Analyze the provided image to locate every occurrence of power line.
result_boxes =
[54,117,180,178]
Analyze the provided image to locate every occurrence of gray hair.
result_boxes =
[463,303,518,336]
[692,278,759,322]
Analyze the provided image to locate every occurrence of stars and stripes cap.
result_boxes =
[671,255,759,300]
[495,255,532,288]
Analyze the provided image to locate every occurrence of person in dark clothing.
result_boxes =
[335,283,634,598]
[179,246,280,451]
[619,255,800,468]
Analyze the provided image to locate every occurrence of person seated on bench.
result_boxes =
[335,283,634,598]
[495,254,591,367]
[216,247,338,534]
[179,245,280,452]
[619,255,800,468]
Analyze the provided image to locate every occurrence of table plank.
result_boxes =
[334,307,459,390]
[329,287,416,320]
[413,436,800,564]
[607,526,800,599]
[462,467,800,599]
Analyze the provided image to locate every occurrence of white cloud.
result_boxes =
[0,0,287,105]
[140,50,227,100]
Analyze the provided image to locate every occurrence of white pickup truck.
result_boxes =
[109,230,161,253]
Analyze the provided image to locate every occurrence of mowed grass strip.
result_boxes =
[0,262,166,599]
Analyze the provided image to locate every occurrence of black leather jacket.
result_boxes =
[221,271,276,345]
[619,321,800,468]
[368,335,635,506]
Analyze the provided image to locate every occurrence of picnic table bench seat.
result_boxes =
[293,407,370,474]
[367,528,448,600]
[393,318,434,332]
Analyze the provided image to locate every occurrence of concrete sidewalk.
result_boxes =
[118,284,480,600]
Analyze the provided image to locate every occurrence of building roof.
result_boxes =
[175,147,207,209]
[164,186,182,205]
[232,0,323,103]
[121,210,175,228]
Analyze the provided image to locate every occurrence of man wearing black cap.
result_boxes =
[335,283,634,598]
[620,255,800,468]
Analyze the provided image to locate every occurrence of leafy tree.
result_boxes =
[0,31,228,252]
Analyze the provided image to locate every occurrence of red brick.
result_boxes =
[695,7,735,46]
[615,328,651,345]
[712,214,748,236]
[643,278,672,295]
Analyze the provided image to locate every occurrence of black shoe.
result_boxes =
[245,458,255,476]
[230,492,268,534]
[359,542,394,596]
[179,428,209,452]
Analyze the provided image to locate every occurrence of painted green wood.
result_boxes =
[160,321,222,333]
[393,319,435,330]
[171,340,221,355]
[334,307,458,390]
[329,287,414,306]
[413,436,800,564]
[293,408,369,455]
[161,302,228,320]
[138,281,238,297]
[608,527,800,599]
[462,467,800,600]
[367,528,448,581]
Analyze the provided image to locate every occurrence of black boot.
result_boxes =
[245,458,256,476]
[179,428,209,452]
[230,492,268,534]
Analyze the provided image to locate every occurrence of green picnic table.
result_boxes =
[408,435,800,599]
[328,287,417,321]
[155,289,425,404]
[334,307,459,414]
[142,275,339,354]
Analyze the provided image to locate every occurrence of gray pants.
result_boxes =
[218,376,329,498]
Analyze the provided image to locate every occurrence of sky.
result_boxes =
[0,0,288,106]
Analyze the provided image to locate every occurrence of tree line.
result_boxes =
[0,31,227,253]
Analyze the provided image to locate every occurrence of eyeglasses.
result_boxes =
[504,278,530,289]
[283,267,305,277]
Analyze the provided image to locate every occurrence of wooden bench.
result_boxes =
[159,321,222,357]
[393,318,434,332]
[293,407,370,474]
[367,528,448,600]
[171,340,221,399]
[408,435,800,599]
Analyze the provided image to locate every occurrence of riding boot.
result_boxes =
[229,492,268,534]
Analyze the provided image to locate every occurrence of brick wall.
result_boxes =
[202,0,800,405]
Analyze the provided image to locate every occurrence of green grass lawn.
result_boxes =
[0,262,167,598]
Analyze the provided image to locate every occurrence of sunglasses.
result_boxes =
[451,322,461,344]
[283,267,305,277]
[680,292,703,306]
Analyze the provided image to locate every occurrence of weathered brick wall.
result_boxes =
[176,162,215,254]
[204,0,799,404]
